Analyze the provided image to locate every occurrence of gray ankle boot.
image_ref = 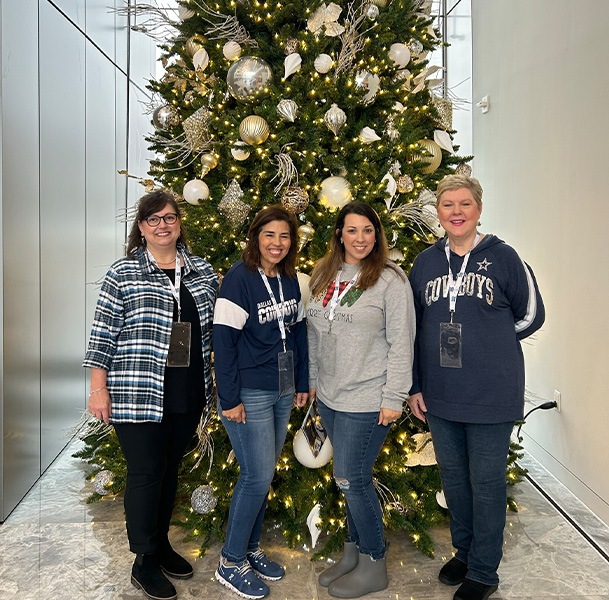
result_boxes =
[328,551,388,598]
[319,541,359,587]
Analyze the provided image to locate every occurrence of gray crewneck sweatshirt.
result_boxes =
[307,262,415,413]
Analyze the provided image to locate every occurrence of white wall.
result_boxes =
[471,1,609,523]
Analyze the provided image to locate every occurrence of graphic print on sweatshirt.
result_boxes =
[317,281,363,307]
[256,296,299,325]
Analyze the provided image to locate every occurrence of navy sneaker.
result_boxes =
[247,547,285,581]
[215,556,270,599]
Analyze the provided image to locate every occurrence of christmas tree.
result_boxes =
[76,0,527,561]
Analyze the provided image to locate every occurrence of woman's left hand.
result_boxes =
[294,392,309,407]
[379,407,402,426]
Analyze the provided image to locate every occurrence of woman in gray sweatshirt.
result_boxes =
[307,201,415,599]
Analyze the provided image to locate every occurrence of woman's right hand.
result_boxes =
[89,388,111,424]
[222,403,247,424]
[407,392,427,422]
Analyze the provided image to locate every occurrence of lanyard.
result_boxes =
[149,251,183,321]
[258,268,287,351]
[444,234,479,321]
[328,269,359,332]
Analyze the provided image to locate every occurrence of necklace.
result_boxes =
[156,260,176,266]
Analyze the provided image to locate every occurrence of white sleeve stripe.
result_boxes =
[213,298,249,330]
[515,259,537,333]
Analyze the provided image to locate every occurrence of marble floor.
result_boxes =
[1,440,609,600]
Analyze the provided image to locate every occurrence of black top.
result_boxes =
[162,268,205,414]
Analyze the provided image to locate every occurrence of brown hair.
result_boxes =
[310,201,404,296]
[242,205,299,278]
[126,189,189,256]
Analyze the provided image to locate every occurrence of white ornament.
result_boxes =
[178,6,195,19]
[436,490,448,509]
[366,4,380,19]
[324,103,347,136]
[359,127,381,143]
[293,429,333,468]
[223,41,242,61]
[421,203,445,237]
[277,99,299,122]
[434,129,454,153]
[231,141,251,161]
[382,173,397,207]
[405,432,437,467]
[306,503,323,548]
[193,48,210,72]
[393,101,405,112]
[388,43,411,68]
[319,176,352,210]
[284,53,302,78]
[388,248,404,262]
[354,70,380,104]
[297,272,311,306]
[314,53,334,74]
[183,179,210,205]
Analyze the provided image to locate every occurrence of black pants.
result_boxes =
[114,412,200,555]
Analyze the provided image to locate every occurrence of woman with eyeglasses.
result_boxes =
[84,189,219,600]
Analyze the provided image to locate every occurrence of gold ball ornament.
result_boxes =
[200,153,219,176]
[415,139,443,174]
[239,115,270,145]
[396,174,415,193]
[281,186,309,214]
[297,222,315,251]
[185,35,205,58]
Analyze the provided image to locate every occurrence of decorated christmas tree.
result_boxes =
[76,0,526,562]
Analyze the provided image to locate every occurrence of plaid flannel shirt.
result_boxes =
[83,244,219,422]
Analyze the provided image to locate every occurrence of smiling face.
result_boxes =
[258,219,292,275]
[436,188,482,247]
[339,213,376,264]
[138,203,181,255]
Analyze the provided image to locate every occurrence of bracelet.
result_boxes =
[89,387,107,396]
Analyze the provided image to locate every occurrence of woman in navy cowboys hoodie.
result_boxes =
[213,205,309,600]
[408,175,545,600]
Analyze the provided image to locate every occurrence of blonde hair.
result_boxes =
[436,174,483,208]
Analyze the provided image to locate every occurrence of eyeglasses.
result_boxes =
[143,213,179,227]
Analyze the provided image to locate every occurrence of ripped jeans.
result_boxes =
[317,400,390,559]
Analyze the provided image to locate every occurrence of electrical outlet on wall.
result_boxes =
[553,390,561,412]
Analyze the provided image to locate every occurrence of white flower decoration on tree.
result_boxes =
[307,2,345,37]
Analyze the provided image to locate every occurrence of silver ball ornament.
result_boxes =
[324,103,347,136]
[366,4,380,19]
[191,485,218,514]
[226,56,273,102]
[152,105,180,129]
[93,470,114,496]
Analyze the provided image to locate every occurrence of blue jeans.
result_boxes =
[317,400,390,559]
[426,414,514,585]
[220,388,293,563]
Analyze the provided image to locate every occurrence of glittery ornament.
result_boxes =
[324,103,347,136]
[239,115,270,145]
[281,186,309,214]
[284,38,299,55]
[415,138,443,174]
[219,179,251,228]
[297,222,315,251]
[93,470,114,496]
[396,174,415,193]
[182,107,211,150]
[191,485,218,514]
[433,96,453,130]
[226,56,273,102]
[366,4,380,19]
[152,105,180,129]
[408,39,424,58]
[276,99,299,122]
[455,163,473,177]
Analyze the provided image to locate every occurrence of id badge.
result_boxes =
[278,349,295,396]
[321,332,337,376]
[167,322,191,367]
[440,322,462,368]
[301,399,327,457]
